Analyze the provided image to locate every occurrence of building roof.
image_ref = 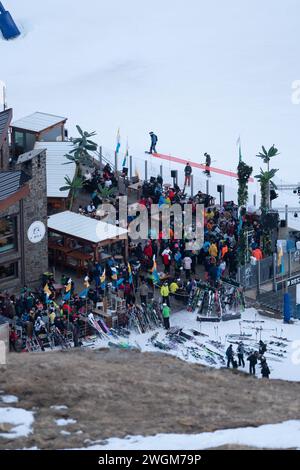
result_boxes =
[11,112,67,133]
[0,108,13,149]
[0,170,29,201]
[48,211,128,243]
[17,148,47,164]
[34,141,76,198]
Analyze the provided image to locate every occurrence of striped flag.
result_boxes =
[63,278,72,301]
[100,269,106,289]
[151,256,160,284]
[116,128,121,154]
[128,263,133,285]
[43,284,52,303]
[277,244,285,274]
[79,277,90,298]
[111,267,118,281]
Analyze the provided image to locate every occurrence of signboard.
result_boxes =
[27,221,46,244]
[286,275,300,288]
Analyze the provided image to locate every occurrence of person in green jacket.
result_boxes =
[162,303,170,330]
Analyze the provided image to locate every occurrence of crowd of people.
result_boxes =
[226,340,271,379]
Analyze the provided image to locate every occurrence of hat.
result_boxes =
[163,303,167,306]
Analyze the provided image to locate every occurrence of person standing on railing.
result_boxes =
[184,162,192,187]
[149,132,158,154]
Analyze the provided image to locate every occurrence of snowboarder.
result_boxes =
[226,344,234,368]
[149,132,158,154]
[204,153,211,177]
[162,303,170,330]
[237,341,245,367]
[184,162,192,187]
[260,357,271,379]
[247,351,258,375]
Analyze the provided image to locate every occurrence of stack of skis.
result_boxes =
[186,280,245,321]
[127,302,163,334]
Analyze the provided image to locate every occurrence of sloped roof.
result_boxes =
[34,141,76,198]
[48,211,128,243]
[17,148,47,164]
[0,108,12,149]
[0,170,29,201]
[11,112,67,133]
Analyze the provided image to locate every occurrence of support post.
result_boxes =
[99,146,103,170]
[285,204,288,226]
[288,249,292,278]
[206,178,209,195]
[253,194,256,207]
[191,174,194,197]
[145,160,148,182]
[273,253,277,292]
[129,155,133,180]
[257,260,261,297]
[114,152,118,175]
[160,165,163,178]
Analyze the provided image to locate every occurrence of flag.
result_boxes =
[236,136,242,163]
[116,128,121,154]
[63,291,71,302]
[79,288,89,299]
[111,267,118,281]
[43,283,51,298]
[151,256,160,284]
[122,139,129,168]
[65,279,72,293]
[128,263,133,285]
[277,244,285,274]
[100,269,106,289]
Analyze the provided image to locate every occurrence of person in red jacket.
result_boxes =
[143,240,153,260]
[9,327,18,352]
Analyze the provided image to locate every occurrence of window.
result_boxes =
[0,217,17,254]
[0,262,18,280]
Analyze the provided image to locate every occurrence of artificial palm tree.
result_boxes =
[255,168,278,212]
[256,145,280,209]
[97,184,117,202]
[64,126,98,178]
[60,175,83,211]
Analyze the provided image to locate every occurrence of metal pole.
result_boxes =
[129,155,133,180]
[285,204,288,226]
[99,146,103,170]
[222,185,225,205]
[206,178,209,195]
[145,160,148,182]
[257,260,261,297]
[253,194,256,207]
[191,174,194,197]
[288,250,292,278]
[160,165,163,178]
[114,151,118,175]
[273,253,277,292]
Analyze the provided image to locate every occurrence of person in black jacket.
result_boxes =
[204,153,211,176]
[259,340,267,355]
[149,132,158,154]
[247,351,258,375]
[226,344,234,368]
[261,358,270,379]
[237,341,245,367]
[184,163,192,187]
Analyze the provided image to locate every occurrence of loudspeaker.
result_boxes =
[280,220,287,228]
[122,167,128,176]
[150,176,156,183]
[261,211,279,230]
[171,170,178,178]
[217,185,223,193]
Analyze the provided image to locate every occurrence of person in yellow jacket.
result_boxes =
[169,280,179,294]
[160,282,170,306]
[209,242,218,258]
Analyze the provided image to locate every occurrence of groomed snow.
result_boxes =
[86,308,300,382]
[75,420,300,450]
[0,395,19,404]
[0,407,34,439]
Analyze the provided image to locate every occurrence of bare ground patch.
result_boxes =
[0,348,300,449]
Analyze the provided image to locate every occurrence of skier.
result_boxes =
[149,132,158,154]
[259,340,267,355]
[226,344,234,368]
[184,162,192,187]
[260,357,271,379]
[247,351,258,375]
[204,152,211,177]
[162,303,171,330]
[237,341,245,367]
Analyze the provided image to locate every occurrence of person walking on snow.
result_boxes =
[149,132,158,154]
[226,344,234,368]
[260,357,271,379]
[160,282,170,306]
[162,303,171,330]
[247,351,258,375]
[237,341,245,367]
[184,162,192,187]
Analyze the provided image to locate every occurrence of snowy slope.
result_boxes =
[1,0,300,184]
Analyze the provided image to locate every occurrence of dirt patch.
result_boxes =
[0,348,300,449]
